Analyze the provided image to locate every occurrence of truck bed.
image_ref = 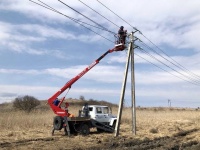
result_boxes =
[67,116,90,121]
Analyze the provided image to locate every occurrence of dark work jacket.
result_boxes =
[118,29,125,36]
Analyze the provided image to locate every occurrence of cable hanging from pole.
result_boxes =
[140,48,200,85]
[138,40,200,83]
[78,0,120,28]
[31,0,104,31]
[78,0,132,46]
[134,52,200,86]
[95,0,200,84]
[96,0,139,32]
[140,32,200,80]
[29,0,115,43]
[30,0,200,86]
[58,0,116,35]
[136,48,200,86]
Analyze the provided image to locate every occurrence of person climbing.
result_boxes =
[118,26,127,44]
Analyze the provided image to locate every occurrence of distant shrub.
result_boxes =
[79,95,85,101]
[13,95,40,113]
[149,128,158,134]
[153,108,158,112]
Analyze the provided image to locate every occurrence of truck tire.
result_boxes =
[53,116,63,130]
[80,124,90,136]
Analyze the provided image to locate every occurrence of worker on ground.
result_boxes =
[118,26,127,44]
[65,102,69,113]
[65,102,74,117]
[83,103,89,117]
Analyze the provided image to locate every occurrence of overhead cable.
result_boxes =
[140,33,200,80]
[134,52,200,86]
[29,0,114,43]
[31,0,103,30]
[58,0,116,35]
[137,48,200,85]
[96,0,138,32]
[95,0,200,85]
[139,40,200,83]
[78,0,120,28]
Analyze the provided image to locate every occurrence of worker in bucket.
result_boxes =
[118,26,127,44]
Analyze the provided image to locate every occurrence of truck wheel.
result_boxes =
[80,124,90,136]
[53,116,63,130]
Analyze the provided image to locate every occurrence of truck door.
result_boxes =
[95,107,109,123]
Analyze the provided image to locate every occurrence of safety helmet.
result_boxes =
[120,26,124,29]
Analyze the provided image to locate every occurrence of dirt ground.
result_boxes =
[0,107,200,150]
[0,126,200,150]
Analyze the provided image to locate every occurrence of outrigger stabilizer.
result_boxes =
[48,44,126,117]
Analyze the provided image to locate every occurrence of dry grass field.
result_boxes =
[0,101,200,150]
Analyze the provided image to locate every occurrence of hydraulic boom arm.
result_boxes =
[48,44,125,116]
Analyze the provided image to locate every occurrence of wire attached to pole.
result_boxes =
[29,0,115,43]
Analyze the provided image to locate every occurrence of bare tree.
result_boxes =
[79,95,85,101]
[13,95,40,113]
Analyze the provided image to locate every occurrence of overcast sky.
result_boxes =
[1,0,200,108]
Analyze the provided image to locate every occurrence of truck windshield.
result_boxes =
[96,107,110,114]
[103,107,109,114]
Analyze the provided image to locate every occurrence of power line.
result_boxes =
[77,0,130,46]
[31,0,105,31]
[137,48,200,85]
[31,0,200,85]
[58,0,116,35]
[140,48,200,85]
[29,0,114,43]
[134,52,200,86]
[95,0,200,86]
[138,40,200,84]
[140,32,200,80]
[96,0,138,31]
[78,0,132,45]
[78,0,119,28]
[96,0,200,79]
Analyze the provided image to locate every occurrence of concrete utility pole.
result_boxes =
[168,99,171,107]
[115,33,132,137]
[130,32,136,135]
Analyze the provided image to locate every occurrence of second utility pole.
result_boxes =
[130,32,136,135]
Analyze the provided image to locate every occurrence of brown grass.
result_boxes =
[0,102,200,150]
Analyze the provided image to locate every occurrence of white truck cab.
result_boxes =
[82,105,117,127]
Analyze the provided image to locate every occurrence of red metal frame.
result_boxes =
[48,44,126,117]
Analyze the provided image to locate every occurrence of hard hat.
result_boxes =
[120,26,124,29]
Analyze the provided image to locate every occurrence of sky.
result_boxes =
[1,0,200,108]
